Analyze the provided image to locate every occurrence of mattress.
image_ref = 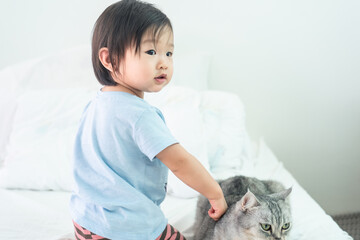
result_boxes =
[0,140,352,240]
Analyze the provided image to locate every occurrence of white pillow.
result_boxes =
[0,89,17,165]
[0,87,209,198]
[0,57,44,164]
[0,45,101,165]
[200,90,248,180]
[17,45,100,91]
[0,89,96,191]
[146,86,209,198]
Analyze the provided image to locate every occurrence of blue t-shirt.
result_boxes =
[69,91,178,239]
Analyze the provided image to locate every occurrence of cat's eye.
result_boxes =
[282,223,291,230]
[260,223,272,232]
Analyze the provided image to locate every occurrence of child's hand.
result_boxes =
[208,196,228,221]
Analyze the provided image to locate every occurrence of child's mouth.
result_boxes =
[155,74,167,83]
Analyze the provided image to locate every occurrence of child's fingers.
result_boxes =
[208,207,220,221]
[207,197,228,221]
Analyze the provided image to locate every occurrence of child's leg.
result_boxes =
[73,220,110,240]
[155,224,186,240]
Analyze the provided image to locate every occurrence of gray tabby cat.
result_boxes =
[193,175,292,240]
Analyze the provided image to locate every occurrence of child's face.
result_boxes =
[114,27,174,97]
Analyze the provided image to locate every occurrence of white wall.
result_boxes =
[0,0,114,68]
[1,0,359,215]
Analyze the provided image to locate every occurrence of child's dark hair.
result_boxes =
[92,0,173,86]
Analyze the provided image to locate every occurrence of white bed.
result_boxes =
[0,45,352,240]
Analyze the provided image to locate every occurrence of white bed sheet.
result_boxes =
[0,140,352,240]
[0,189,73,240]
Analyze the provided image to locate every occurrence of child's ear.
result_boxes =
[98,47,114,72]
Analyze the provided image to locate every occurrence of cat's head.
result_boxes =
[222,188,292,240]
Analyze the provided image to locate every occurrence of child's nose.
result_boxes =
[157,56,169,70]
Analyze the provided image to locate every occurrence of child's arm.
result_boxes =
[157,143,228,221]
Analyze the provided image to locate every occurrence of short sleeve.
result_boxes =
[134,108,178,161]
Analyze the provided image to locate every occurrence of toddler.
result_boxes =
[69,0,227,239]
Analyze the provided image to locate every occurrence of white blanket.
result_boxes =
[0,140,352,240]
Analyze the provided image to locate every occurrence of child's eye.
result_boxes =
[146,50,156,55]
[166,52,173,57]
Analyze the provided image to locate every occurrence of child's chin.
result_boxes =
[153,89,163,93]
[150,85,167,92]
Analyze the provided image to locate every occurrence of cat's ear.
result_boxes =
[269,187,292,201]
[236,189,260,212]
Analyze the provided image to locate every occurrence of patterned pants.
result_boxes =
[155,224,186,240]
[73,221,186,240]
